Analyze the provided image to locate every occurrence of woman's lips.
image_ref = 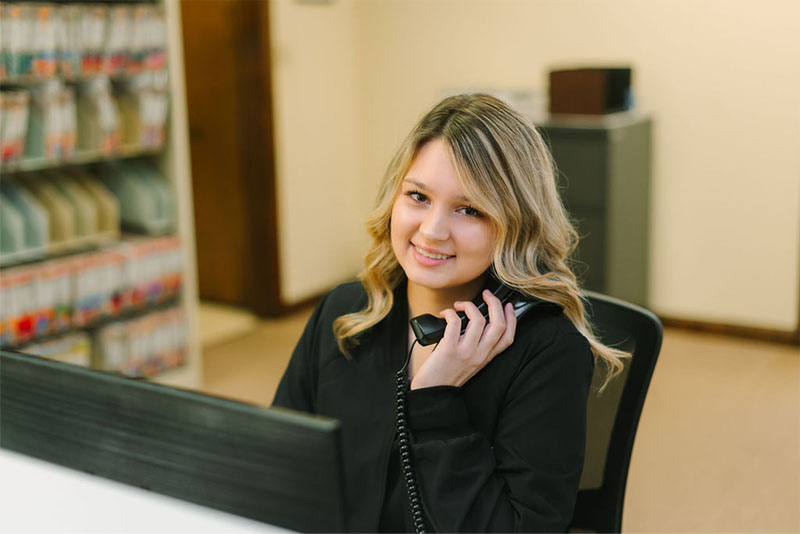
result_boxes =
[412,243,454,266]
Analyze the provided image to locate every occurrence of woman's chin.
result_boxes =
[405,270,472,293]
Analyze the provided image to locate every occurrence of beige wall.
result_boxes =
[270,0,800,331]
[269,0,367,304]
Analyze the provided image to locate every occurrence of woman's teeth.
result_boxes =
[415,246,451,260]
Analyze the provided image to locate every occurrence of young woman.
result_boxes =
[273,94,625,533]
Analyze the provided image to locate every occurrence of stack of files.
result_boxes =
[76,76,121,154]
[70,247,126,328]
[1,190,27,258]
[0,90,30,166]
[0,180,48,264]
[117,72,169,150]
[105,5,130,75]
[42,170,99,250]
[0,3,58,79]
[98,161,173,235]
[0,3,168,82]
[19,176,77,254]
[0,3,36,80]
[57,4,83,79]
[0,266,40,346]
[74,4,108,77]
[24,79,77,162]
[0,3,109,81]
[56,3,167,78]
[120,235,183,309]
[0,258,75,347]
[0,235,183,348]
[133,4,168,73]
[0,172,119,266]
[31,3,59,78]
[94,306,186,378]
[65,168,120,243]
[35,258,74,335]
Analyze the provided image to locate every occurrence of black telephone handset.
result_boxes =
[409,278,540,346]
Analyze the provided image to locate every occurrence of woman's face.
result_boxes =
[391,139,495,297]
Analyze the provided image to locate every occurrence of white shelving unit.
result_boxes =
[0,0,201,390]
[157,0,200,389]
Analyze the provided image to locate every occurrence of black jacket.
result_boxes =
[273,280,594,532]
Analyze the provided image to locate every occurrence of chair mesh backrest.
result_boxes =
[580,344,632,490]
[571,292,662,532]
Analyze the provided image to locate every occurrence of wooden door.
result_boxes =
[180,0,281,315]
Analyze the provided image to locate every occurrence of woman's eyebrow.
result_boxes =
[402,179,471,203]
[402,179,429,191]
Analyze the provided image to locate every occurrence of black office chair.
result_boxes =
[569,291,663,533]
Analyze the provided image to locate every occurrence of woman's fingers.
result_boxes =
[417,294,520,389]
[492,302,517,356]
[452,291,514,359]
[438,308,463,348]
[480,290,507,347]
[454,299,485,349]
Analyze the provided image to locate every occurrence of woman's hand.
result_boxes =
[410,290,518,390]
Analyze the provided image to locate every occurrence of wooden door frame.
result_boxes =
[233,0,282,316]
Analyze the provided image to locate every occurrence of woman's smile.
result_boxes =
[390,139,495,299]
[412,243,454,263]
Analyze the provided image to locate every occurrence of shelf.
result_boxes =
[0,72,154,89]
[3,294,182,348]
[0,237,117,270]
[1,145,163,174]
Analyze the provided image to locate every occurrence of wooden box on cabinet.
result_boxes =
[536,114,652,306]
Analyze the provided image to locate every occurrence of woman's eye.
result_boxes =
[407,191,428,203]
[459,206,484,218]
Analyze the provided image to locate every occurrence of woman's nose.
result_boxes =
[419,208,449,241]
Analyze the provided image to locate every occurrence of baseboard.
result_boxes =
[659,316,799,346]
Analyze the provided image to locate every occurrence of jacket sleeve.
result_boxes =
[406,329,594,533]
[271,292,331,414]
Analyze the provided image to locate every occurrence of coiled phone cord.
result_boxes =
[396,338,427,533]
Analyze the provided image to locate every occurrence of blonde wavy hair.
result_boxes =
[333,93,626,385]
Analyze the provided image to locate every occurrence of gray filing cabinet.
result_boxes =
[535,113,652,306]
